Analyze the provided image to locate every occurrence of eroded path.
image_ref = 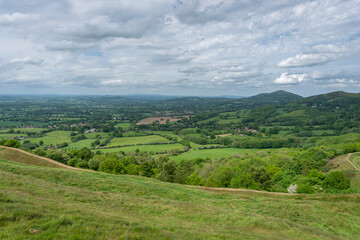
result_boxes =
[346,153,359,171]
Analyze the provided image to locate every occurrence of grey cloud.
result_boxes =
[174,0,260,25]
[0,12,39,25]
[10,57,43,66]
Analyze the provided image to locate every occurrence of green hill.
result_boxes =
[1,148,360,239]
[241,90,303,105]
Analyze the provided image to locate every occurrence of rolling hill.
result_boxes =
[1,147,360,239]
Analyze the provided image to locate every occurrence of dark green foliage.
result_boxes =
[139,161,154,178]
[323,171,350,190]
[3,139,20,148]
[158,160,177,182]
[88,158,100,170]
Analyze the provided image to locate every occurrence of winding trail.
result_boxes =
[1,145,300,195]
[346,153,359,171]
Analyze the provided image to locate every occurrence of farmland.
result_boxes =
[107,135,171,146]
[97,143,184,154]
[136,116,189,125]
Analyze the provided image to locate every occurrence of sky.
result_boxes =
[0,0,360,97]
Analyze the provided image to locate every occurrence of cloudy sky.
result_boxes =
[0,0,360,96]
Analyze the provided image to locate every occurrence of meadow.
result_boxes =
[108,135,170,146]
[1,153,360,239]
[97,143,185,154]
[24,131,72,145]
[170,148,261,162]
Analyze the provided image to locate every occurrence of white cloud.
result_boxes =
[274,72,308,85]
[100,79,124,86]
[277,53,336,68]
[0,0,360,95]
[10,57,43,66]
[0,13,39,25]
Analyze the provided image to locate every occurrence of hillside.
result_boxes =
[241,90,303,106]
[301,91,360,107]
[1,149,360,239]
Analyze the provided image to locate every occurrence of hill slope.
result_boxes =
[1,151,360,239]
[242,90,303,105]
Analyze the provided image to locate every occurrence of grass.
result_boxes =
[1,154,360,239]
[115,122,132,129]
[0,148,64,169]
[350,153,360,170]
[23,131,73,145]
[67,139,95,149]
[329,154,360,193]
[0,128,47,133]
[97,143,185,154]
[170,148,260,162]
[108,135,170,147]
[0,134,26,140]
[84,132,110,139]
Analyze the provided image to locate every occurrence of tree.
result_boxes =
[139,161,154,178]
[186,172,204,186]
[3,139,20,148]
[158,160,177,182]
[230,174,256,189]
[88,158,100,170]
[125,164,140,175]
[323,171,350,190]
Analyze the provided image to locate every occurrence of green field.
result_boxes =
[0,128,47,133]
[0,134,25,140]
[108,135,170,146]
[67,139,95,149]
[84,132,109,139]
[1,153,360,239]
[97,143,185,154]
[115,122,132,129]
[170,148,261,162]
[24,131,72,145]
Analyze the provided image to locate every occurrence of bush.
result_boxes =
[230,174,255,189]
[3,139,20,148]
[88,158,100,170]
[186,172,204,186]
[323,171,350,190]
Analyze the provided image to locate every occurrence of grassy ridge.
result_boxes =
[0,148,64,169]
[1,153,360,239]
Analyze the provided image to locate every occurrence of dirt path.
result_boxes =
[1,146,298,195]
[0,146,94,172]
[346,153,359,171]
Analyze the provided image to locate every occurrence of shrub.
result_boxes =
[3,139,20,148]
[323,171,350,190]
[185,172,204,186]
[88,158,100,170]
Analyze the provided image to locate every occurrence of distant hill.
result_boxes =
[301,91,360,107]
[240,90,303,106]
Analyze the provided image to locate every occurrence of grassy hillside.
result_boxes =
[1,150,360,239]
[0,148,64,169]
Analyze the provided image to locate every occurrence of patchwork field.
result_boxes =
[136,116,190,125]
[108,135,170,146]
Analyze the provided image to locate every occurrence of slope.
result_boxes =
[1,153,360,239]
